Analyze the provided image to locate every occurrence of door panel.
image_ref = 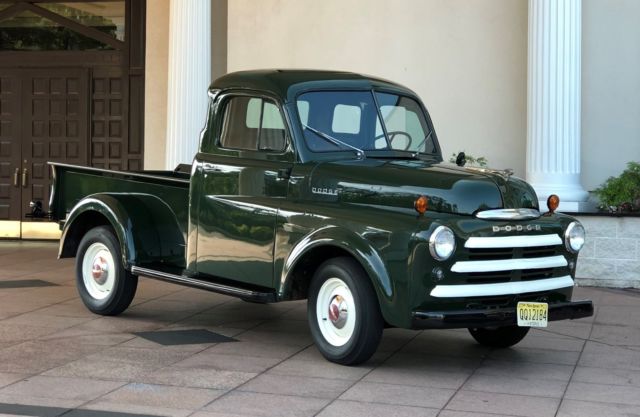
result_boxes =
[0,70,22,221]
[196,155,291,288]
[21,68,89,216]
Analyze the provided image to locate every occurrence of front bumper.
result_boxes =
[411,300,593,329]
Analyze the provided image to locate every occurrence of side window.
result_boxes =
[219,96,287,151]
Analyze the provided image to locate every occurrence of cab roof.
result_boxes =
[209,69,416,103]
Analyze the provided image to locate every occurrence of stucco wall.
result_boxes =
[582,0,640,192]
[226,0,528,176]
[144,0,170,170]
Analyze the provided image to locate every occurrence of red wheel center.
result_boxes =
[329,303,340,322]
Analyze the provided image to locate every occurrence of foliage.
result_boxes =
[593,162,640,212]
[448,152,488,167]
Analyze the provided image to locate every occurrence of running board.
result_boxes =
[131,266,276,303]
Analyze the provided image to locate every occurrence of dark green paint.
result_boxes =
[50,70,583,330]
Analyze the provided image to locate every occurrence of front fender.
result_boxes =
[60,193,185,269]
[279,225,394,303]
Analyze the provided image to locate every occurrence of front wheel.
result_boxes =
[468,326,530,348]
[76,226,138,316]
[308,257,383,365]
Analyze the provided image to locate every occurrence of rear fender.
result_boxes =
[60,193,185,269]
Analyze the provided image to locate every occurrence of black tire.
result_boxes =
[75,226,138,316]
[468,325,530,348]
[308,257,383,365]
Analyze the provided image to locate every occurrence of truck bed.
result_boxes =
[49,162,190,237]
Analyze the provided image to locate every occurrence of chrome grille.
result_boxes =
[430,233,573,298]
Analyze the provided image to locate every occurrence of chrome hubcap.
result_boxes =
[82,242,116,300]
[91,256,109,284]
[328,295,348,329]
[316,277,356,347]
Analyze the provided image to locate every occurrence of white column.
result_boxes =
[526,0,589,211]
[165,0,211,169]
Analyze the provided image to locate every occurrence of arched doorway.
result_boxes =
[0,0,145,238]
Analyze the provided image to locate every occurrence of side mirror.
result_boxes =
[456,152,466,167]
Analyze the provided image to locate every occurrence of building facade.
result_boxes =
[0,0,639,238]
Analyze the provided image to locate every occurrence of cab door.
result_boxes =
[195,94,293,289]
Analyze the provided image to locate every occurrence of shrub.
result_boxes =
[593,162,640,212]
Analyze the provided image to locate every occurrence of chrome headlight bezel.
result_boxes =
[565,221,585,253]
[429,225,456,261]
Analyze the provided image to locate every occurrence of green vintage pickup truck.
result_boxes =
[50,70,593,365]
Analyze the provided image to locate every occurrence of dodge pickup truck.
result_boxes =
[49,70,593,365]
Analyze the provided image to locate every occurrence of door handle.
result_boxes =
[22,168,28,188]
[13,168,19,187]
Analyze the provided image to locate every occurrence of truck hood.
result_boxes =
[308,159,539,216]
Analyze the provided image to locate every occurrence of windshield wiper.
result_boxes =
[302,123,365,159]
[412,129,435,157]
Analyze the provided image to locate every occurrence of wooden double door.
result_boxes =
[0,68,89,226]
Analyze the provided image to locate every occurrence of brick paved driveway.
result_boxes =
[0,241,637,417]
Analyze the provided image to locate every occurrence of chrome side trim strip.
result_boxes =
[131,266,266,298]
[475,208,541,220]
[451,255,567,273]
[430,275,574,298]
[465,234,562,249]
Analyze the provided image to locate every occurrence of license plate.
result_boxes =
[517,302,548,327]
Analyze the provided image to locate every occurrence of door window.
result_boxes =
[219,96,286,152]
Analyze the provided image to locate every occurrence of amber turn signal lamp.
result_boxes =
[547,194,560,213]
[414,195,428,214]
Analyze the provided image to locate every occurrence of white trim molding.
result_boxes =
[465,234,562,249]
[451,255,567,273]
[430,276,575,298]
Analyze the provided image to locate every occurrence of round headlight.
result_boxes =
[565,221,585,253]
[429,225,456,261]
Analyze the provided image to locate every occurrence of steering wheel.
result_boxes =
[375,131,413,151]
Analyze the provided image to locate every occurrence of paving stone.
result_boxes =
[565,381,640,406]
[317,399,438,417]
[596,305,640,327]
[446,390,560,417]
[208,341,304,359]
[98,382,224,410]
[173,352,280,373]
[141,366,255,390]
[463,373,568,398]
[572,365,640,386]
[579,341,640,370]
[339,381,455,409]
[0,340,102,374]
[475,359,576,381]
[487,347,581,366]
[557,398,640,417]
[363,364,470,389]
[268,358,372,381]
[239,374,352,399]
[81,401,193,417]
[205,391,330,417]
[590,324,640,345]
[43,358,159,382]
[0,373,26,389]
[0,376,124,402]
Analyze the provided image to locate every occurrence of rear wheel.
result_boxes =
[76,226,138,316]
[308,257,383,365]
[468,325,530,348]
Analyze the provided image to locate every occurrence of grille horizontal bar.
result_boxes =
[465,234,562,249]
[451,255,567,273]
[430,275,574,298]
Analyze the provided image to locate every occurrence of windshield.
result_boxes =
[296,90,437,155]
